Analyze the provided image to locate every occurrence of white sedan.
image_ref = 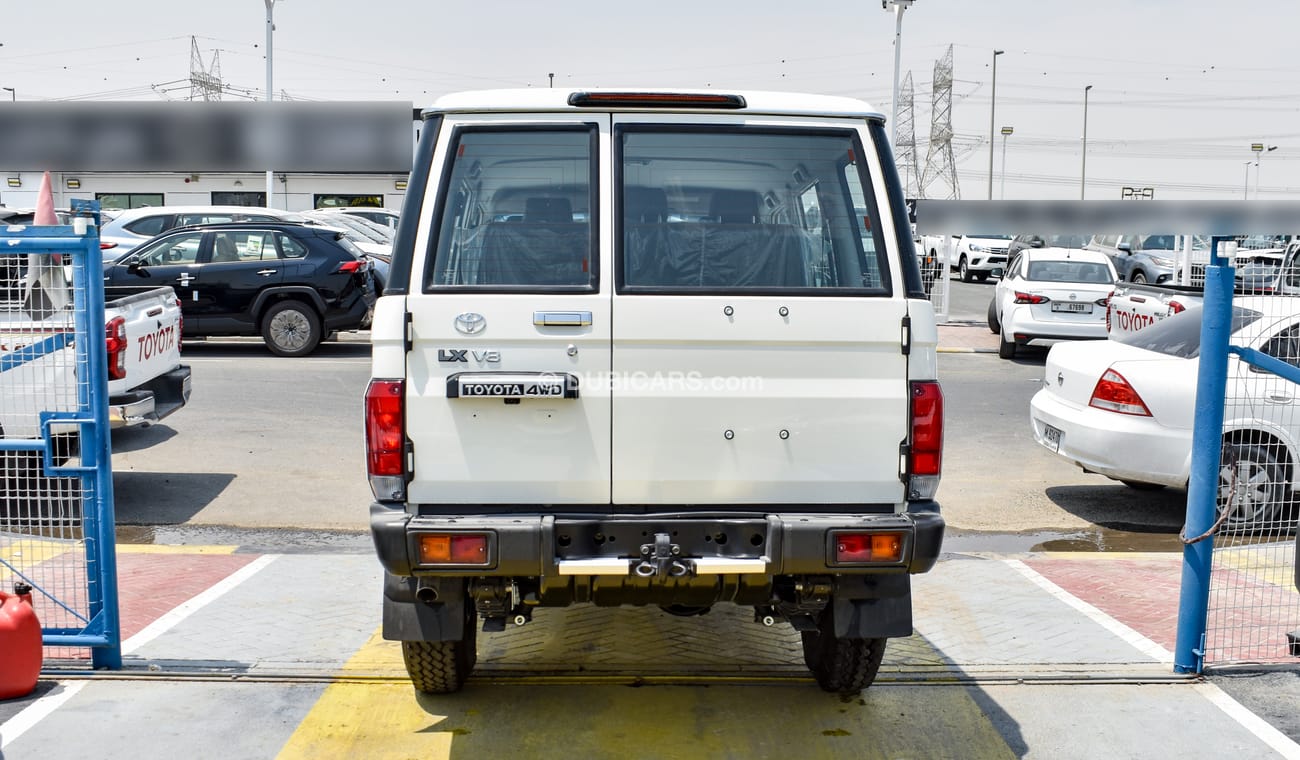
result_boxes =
[1030,296,1300,529]
[988,247,1117,359]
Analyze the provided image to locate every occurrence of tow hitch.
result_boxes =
[632,532,693,578]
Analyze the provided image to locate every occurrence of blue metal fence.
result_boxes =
[0,201,121,668]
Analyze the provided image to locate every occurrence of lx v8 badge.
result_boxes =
[438,349,501,363]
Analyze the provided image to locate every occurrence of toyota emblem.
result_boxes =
[454,312,486,335]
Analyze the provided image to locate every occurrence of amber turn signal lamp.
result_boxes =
[834,532,904,564]
[418,534,489,566]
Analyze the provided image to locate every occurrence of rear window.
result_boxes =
[1115,305,1262,358]
[1025,260,1114,284]
[124,215,168,236]
[617,128,889,293]
[426,127,596,291]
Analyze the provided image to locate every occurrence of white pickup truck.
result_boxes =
[366,89,945,697]
[920,233,1013,282]
[1,255,191,493]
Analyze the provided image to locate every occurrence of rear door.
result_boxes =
[197,229,286,331]
[611,117,909,506]
[404,116,612,505]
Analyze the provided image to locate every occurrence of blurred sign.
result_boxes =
[0,102,415,172]
[1121,186,1155,200]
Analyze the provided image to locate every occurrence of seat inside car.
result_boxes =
[212,236,240,263]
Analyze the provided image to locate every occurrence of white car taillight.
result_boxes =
[1088,369,1152,416]
[1014,291,1050,305]
[907,380,944,500]
[365,378,406,501]
[105,316,127,380]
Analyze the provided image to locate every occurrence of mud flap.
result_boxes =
[832,575,912,638]
[382,573,467,642]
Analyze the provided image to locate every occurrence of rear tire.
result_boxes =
[987,298,1001,333]
[401,598,478,694]
[1218,441,1288,532]
[998,326,1017,359]
[261,301,322,357]
[801,604,887,695]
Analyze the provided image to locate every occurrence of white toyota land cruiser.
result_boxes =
[366,89,945,695]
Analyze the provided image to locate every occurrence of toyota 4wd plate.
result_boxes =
[446,372,579,399]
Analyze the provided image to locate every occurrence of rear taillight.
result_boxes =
[832,531,905,565]
[105,316,127,380]
[175,297,183,354]
[336,259,364,274]
[907,380,944,500]
[1168,300,1186,315]
[1014,291,1050,304]
[417,533,490,566]
[1105,291,1114,332]
[365,379,406,501]
[1088,368,1152,416]
[99,242,117,251]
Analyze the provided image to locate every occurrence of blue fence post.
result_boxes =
[1174,236,1235,673]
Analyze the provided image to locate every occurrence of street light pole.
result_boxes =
[1000,126,1014,200]
[884,1,915,148]
[264,0,281,208]
[1080,84,1092,200]
[1252,143,1277,199]
[987,49,1003,200]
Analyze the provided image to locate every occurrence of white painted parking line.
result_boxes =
[1005,559,1174,663]
[122,554,279,655]
[0,682,85,751]
[1195,682,1300,759]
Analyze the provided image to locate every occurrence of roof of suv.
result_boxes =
[107,205,303,222]
[425,89,882,120]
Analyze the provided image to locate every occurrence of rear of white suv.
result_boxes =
[367,90,944,696]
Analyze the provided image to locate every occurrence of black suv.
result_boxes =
[104,222,376,356]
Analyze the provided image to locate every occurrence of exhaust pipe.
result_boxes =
[415,584,439,604]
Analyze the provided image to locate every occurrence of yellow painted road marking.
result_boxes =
[278,628,1017,759]
[0,538,73,582]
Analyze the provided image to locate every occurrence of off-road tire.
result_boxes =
[801,605,887,695]
[987,298,1000,334]
[261,300,322,357]
[401,602,479,694]
[998,326,1017,359]
[1218,441,1289,532]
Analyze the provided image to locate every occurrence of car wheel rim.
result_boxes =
[1218,460,1272,524]
[271,310,311,352]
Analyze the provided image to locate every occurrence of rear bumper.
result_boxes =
[370,502,945,579]
[108,365,192,429]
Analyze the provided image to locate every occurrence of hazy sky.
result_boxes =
[2,1,1298,200]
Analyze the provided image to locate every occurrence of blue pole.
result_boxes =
[1174,236,1235,673]
[77,220,123,670]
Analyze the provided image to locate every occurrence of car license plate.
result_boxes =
[447,372,578,399]
[1042,423,1062,453]
[1051,302,1092,313]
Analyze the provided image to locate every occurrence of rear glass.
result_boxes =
[1115,305,1262,358]
[618,128,889,293]
[1025,260,1113,284]
[427,127,595,291]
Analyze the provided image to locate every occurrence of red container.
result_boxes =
[0,583,43,699]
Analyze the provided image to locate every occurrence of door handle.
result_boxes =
[534,311,592,327]
[257,269,276,276]
[177,273,196,286]
[1267,394,1293,404]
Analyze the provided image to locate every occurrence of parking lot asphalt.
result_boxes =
[938,322,999,354]
[2,543,1299,759]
